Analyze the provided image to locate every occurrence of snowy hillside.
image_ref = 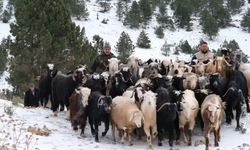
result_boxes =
[1,99,250,150]
[74,0,250,59]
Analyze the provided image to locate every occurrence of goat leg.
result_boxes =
[235,105,242,130]
[94,122,99,142]
[188,129,192,146]
[102,120,109,137]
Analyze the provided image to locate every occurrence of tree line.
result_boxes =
[0,0,248,96]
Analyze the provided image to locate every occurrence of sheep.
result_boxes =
[111,96,144,146]
[177,90,199,146]
[201,94,224,150]
[160,57,172,75]
[183,72,198,90]
[140,91,157,149]
[108,58,120,76]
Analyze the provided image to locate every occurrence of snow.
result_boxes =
[1,99,250,150]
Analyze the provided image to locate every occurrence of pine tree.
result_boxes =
[72,0,89,20]
[200,10,218,40]
[124,1,141,28]
[0,37,9,76]
[92,35,104,54]
[99,0,111,13]
[63,0,89,20]
[2,9,11,23]
[137,30,151,48]
[191,0,206,16]
[214,6,231,28]
[207,0,231,28]
[156,0,175,31]
[179,40,194,54]
[115,31,134,62]
[139,0,152,25]
[9,0,91,95]
[0,0,3,14]
[161,40,171,56]
[155,26,164,39]
[116,0,124,21]
[241,8,250,32]
[172,0,193,29]
[220,40,240,52]
[227,0,244,14]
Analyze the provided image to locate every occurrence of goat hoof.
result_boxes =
[188,141,192,146]
[102,132,107,137]
[215,143,219,147]
[73,127,78,131]
[158,142,163,146]
[176,140,180,145]
[169,141,173,147]
[129,143,133,146]
[148,145,152,149]
[235,127,241,131]
[80,133,86,138]
[247,109,250,113]
[95,139,99,143]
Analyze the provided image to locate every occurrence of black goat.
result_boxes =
[88,91,112,142]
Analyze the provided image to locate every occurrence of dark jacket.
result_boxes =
[91,52,116,73]
[24,88,39,107]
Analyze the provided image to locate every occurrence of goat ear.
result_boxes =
[129,113,134,122]
[222,102,226,109]
[75,88,80,94]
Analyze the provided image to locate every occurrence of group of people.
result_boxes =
[24,41,214,107]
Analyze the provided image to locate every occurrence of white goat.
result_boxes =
[108,58,120,76]
[140,91,157,149]
[178,90,199,145]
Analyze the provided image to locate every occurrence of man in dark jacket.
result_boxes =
[24,83,39,107]
[91,42,116,73]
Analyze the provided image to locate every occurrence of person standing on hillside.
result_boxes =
[191,41,214,64]
[91,42,116,73]
[24,83,39,107]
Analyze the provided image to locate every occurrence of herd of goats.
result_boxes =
[38,49,250,150]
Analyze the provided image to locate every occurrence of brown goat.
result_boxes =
[201,94,224,150]
[69,87,91,137]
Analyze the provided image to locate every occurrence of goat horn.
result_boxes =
[223,59,232,67]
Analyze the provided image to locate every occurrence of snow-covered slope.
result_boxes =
[74,0,250,59]
[1,99,250,150]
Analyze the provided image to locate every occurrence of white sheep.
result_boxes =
[140,91,157,149]
[201,94,224,150]
[178,89,199,145]
[183,72,198,90]
[111,96,144,146]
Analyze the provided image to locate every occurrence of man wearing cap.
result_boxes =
[91,42,116,73]
[191,41,214,64]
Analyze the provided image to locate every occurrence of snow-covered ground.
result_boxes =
[1,99,250,150]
